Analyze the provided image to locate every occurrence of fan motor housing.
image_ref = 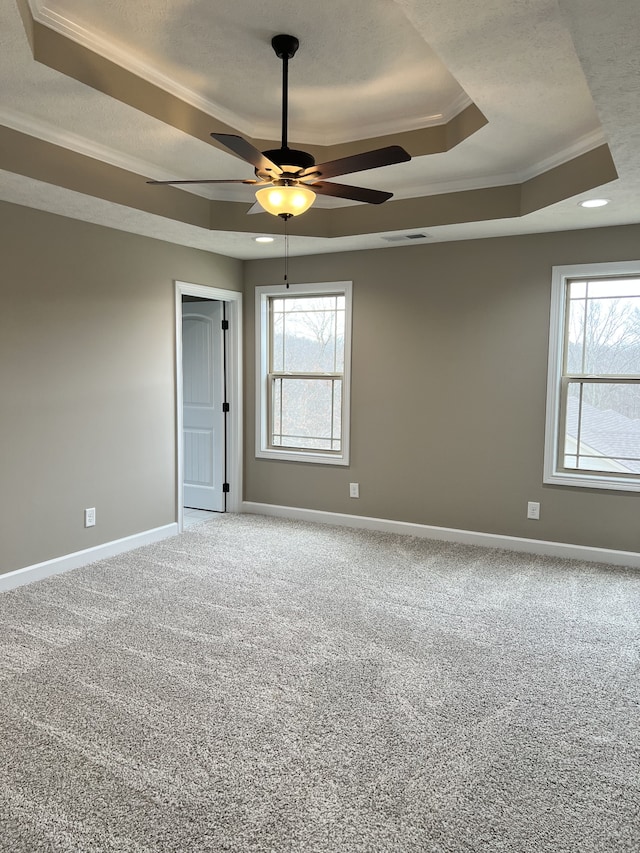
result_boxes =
[259,147,316,178]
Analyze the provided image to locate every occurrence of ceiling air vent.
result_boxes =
[382,233,431,242]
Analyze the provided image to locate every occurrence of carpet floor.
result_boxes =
[0,514,639,852]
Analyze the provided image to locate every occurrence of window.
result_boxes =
[256,281,352,465]
[545,262,640,491]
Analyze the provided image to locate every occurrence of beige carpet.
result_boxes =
[0,514,639,852]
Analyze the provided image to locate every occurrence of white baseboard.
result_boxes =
[0,523,179,592]
[242,502,640,569]
[4,506,637,594]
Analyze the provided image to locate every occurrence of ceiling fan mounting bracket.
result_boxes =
[271,34,299,60]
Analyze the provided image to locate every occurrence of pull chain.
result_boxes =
[283,214,290,288]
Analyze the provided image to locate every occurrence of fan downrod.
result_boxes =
[262,33,314,175]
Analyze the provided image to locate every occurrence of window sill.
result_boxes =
[544,470,640,493]
[256,447,350,466]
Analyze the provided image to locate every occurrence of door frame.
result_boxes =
[175,281,243,531]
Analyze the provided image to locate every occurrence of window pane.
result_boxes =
[563,382,640,474]
[272,309,285,372]
[587,278,640,299]
[583,295,640,375]
[567,295,586,374]
[333,381,342,445]
[272,378,282,440]
[270,295,345,373]
[569,280,587,299]
[270,377,341,451]
[567,277,640,377]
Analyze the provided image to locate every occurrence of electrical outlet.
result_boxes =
[527,501,540,520]
[349,483,360,498]
[84,507,96,528]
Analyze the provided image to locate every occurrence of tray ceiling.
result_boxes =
[0,0,637,259]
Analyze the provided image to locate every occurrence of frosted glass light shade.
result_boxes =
[255,184,316,217]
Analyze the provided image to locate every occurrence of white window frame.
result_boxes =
[544,260,640,492]
[255,281,352,465]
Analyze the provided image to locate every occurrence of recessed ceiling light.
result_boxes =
[255,236,274,243]
[579,198,610,208]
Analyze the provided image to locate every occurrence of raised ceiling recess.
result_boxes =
[0,0,624,256]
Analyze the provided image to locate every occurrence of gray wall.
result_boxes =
[3,200,639,574]
[0,202,241,573]
[244,225,640,554]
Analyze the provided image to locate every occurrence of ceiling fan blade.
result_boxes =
[147,178,261,185]
[310,181,393,204]
[211,133,282,176]
[300,145,410,181]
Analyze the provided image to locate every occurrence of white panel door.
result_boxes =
[182,301,225,511]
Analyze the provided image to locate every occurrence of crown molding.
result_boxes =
[287,92,474,147]
[29,1,472,146]
[0,107,217,199]
[0,101,609,209]
[392,128,609,200]
[30,2,251,135]
[519,128,608,182]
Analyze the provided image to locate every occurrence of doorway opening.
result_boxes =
[175,282,242,532]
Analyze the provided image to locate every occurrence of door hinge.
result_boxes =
[222,402,230,413]
[222,483,230,493]
[221,319,229,331]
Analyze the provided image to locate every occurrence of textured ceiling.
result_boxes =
[0,0,638,259]
[36,0,470,144]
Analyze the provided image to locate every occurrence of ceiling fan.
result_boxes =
[147,34,411,219]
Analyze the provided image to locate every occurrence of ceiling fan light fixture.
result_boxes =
[255,184,316,218]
